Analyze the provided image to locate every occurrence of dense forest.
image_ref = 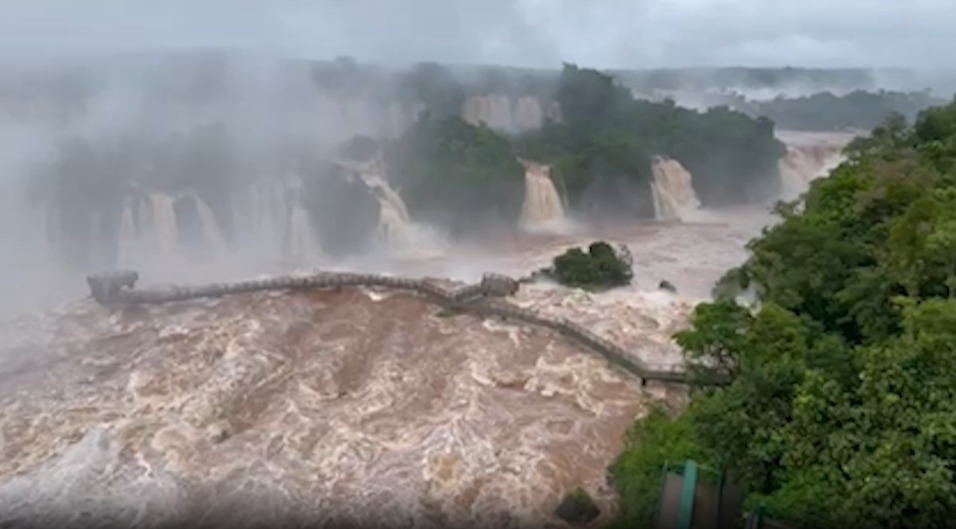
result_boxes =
[384,114,526,236]
[610,97,956,528]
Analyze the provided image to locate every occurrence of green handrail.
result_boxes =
[676,460,699,529]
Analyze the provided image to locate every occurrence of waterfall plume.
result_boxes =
[337,158,445,259]
[776,130,854,199]
[519,160,569,233]
[650,157,701,222]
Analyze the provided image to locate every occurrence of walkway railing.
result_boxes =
[85,270,689,384]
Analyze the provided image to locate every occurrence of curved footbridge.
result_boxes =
[86,270,689,385]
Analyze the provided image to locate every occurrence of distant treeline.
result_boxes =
[612,66,890,93]
[719,90,946,132]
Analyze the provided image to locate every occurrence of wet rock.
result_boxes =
[555,487,600,524]
[658,280,677,293]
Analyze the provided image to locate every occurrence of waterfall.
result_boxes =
[513,97,545,131]
[149,193,181,254]
[190,191,228,254]
[114,192,181,269]
[519,160,567,232]
[650,157,701,222]
[115,191,229,269]
[335,158,445,258]
[358,167,415,245]
[462,95,548,133]
[238,180,291,254]
[462,96,489,128]
[284,203,323,264]
[337,159,415,241]
[116,195,146,267]
[777,140,848,199]
[234,178,325,263]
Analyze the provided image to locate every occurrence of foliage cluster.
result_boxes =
[610,96,956,529]
[541,241,633,291]
[384,114,525,236]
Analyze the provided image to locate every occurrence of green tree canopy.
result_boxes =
[611,96,956,529]
[541,241,634,291]
[384,114,525,236]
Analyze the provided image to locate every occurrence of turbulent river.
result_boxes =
[0,132,851,529]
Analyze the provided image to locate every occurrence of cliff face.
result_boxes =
[461,94,562,133]
[306,93,560,140]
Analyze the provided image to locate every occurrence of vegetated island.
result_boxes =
[533,241,634,292]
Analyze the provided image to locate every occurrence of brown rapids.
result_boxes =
[0,130,856,529]
[0,284,681,529]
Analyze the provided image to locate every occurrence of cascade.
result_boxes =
[189,191,229,254]
[462,96,490,128]
[519,160,567,232]
[115,191,230,269]
[462,95,548,133]
[336,157,445,257]
[116,195,147,266]
[487,94,516,130]
[359,166,415,246]
[237,180,289,254]
[778,143,847,199]
[284,202,323,264]
[337,158,414,240]
[513,96,545,131]
[236,178,323,263]
[650,157,701,222]
[776,130,855,199]
[115,192,183,269]
[149,192,181,254]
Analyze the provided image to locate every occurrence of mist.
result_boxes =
[0,0,952,322]
[2,0,954,69]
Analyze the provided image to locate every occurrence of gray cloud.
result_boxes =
[0,0,952,69]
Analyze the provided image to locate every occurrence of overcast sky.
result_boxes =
[0,0,951,70]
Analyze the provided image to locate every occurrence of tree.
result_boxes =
[542,241,634,291]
